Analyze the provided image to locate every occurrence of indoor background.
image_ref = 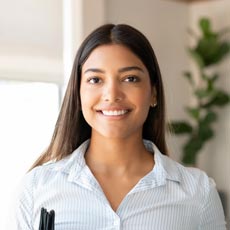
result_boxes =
[0,0,229,228]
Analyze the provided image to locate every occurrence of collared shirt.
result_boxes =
[13,140,226,229]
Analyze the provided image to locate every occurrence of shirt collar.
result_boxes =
[143,140,181,183]
[56,139,181,185]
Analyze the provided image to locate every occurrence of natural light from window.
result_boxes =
[0,81,59,228]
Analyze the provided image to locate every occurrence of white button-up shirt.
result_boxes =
[13,140,226,229]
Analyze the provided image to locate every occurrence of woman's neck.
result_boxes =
[85,134,154,176]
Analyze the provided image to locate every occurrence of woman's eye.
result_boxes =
[124,76,139,82]
[87,77,102,84]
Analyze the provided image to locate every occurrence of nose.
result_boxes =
[102,80,125,102]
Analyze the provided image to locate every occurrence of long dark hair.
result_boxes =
[30,24,167,169]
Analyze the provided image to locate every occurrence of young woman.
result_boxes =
[14,24,226,229]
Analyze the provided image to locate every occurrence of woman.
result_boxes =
[14,24,226,229]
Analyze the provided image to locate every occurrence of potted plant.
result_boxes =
[170,17,230,165]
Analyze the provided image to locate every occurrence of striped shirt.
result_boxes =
[13,139,226,229]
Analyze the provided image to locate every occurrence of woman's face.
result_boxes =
[80,44,156,140]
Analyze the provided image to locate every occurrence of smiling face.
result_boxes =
[80,44,156,140]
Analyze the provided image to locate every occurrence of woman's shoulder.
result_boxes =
[149,141,215,193]
[155,147,214,194]
[21,157,71,189]
[170,158,216,194]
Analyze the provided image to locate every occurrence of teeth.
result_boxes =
[102,110,128,116]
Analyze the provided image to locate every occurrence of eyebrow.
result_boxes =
[83,66,144,74]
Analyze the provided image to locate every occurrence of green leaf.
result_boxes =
[195,88,211,99]
[188,49,205,68]
[213,42,230,64]
[199,18,219,39]
[170,121,193,135]
[203,90,230,108]
[198,126,214,142]
[199,18,214,38]
[190,18,230,67]
[197,112,216,142]
[202,111,217,124]
[207,74,219,91]
[182,137,203,165]
[186,107,200,120]
[196,37,219,66]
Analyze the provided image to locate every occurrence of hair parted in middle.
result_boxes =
[30,23,167,169]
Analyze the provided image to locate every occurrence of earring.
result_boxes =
[151,102,157,107]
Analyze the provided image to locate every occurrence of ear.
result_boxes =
[150,86,157,107]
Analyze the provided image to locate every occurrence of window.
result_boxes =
[0,80,60,228]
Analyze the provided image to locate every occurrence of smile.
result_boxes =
[101,110,129,116]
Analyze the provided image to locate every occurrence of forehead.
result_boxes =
[82,44,147,72]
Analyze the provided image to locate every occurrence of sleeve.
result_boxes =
[9,170,36,230]
[198,177,226,230]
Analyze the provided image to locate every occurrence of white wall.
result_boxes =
[0,0,62,57]
[0,0,63,83]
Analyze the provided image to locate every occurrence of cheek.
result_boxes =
[80,86,89,115]
[79,96,91,126]
[80,94,89,114]
[133,89,152,106]
[134,90,152,120]
[80,86,99,119]
[80,84,91,105]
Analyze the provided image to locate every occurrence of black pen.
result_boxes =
[39,208,55,230]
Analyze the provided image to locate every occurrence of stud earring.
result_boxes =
[151,102,157,107]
